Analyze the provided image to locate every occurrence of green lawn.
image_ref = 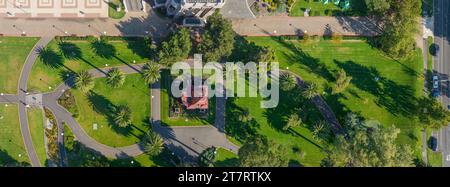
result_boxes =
[160,70,213,126]
[289,0,366,16]
[0,105,30,166]
[28,39,151,93]
[234,36,424,165]
[72,74,151,147]
[27,108,47,166]
[108,0,126,19]
[64,124,169,167]
[0,37,39,93]
[214,148,239,167]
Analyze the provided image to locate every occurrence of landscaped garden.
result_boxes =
[108,0,126,19]
[0,37,39,93]
[27,108,47,166]
[28,37,151,93]
[226,36,424,166]
[160,70,214,126]
[71,74,151,147]
[63,124,171,167]
[0,105,30,166]
[289,0,366,17]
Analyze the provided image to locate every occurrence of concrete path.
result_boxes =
[232,16,382,37]
[0,11,171,38]
[17,37,53,167]
[220,0,255,19]
[0,94,19,103]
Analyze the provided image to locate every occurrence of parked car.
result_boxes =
[430,136,439,152]
[433,75,439,89]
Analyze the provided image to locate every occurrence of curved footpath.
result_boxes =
[17,37,53,167]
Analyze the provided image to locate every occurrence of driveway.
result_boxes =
[220,0,255,19]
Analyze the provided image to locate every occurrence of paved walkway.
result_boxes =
[0,11,171,38]
[16,37,53,167]
[220,0,255,19]
[232,16,382,36]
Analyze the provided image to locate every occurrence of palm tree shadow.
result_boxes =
[86,91,134,137]
[90,39,117,59]
[36,46,65,69]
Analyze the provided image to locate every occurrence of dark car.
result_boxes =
[429,136,439,152]
[432,89,440,98]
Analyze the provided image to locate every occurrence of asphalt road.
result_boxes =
[433,0,450,167]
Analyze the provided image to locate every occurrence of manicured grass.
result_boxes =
[214,148,239,167]
[289,0,366,17]
[27,108,47,166]
[108,0,126,19]
[64,124,169,167]
[28,39,151,93]
[241,36,424,164]
[0,37,39,93]
[160,70,213,126]
[72,74,151,147]
[290,0,342,16]
[426,36,433,92]
[227,93,326,166]
[0,105,30,165]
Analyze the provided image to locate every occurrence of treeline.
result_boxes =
[365,0,422,58]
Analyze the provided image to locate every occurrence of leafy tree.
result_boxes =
[197,11,235,62]
[302,81,319,99]
[114,105,132,128]
[142,131,165,156]
[365,0,391,15]
[75,70,94,93]
[158,28,192,66]
[142,62,161,85]
[283,113,302,131]
[332,68,352,94]
[280,73,297,91]
[106,67,125,88]
[198,147,216,167]
[323,116,414,167]
[377,0,421,58]
[416,97,450,130]
[238,136,289,167]
[255,46,276,62]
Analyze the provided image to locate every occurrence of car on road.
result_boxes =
[430,136,439,152]
[432,76,440,98]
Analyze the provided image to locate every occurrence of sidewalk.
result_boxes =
[232,16,382,36]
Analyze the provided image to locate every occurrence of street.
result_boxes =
[433,0,450,167]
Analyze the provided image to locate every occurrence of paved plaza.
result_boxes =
[0,0,108,18]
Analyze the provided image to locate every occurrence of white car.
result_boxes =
[433,76,439,89]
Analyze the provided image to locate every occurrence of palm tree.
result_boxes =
[280,73,297,91]
[142,62,160,85]
[143,131,164,156]
[198,147,216,167]
[75,70,94,93]
[283,113,302,131]
[302,82,318,99]
[114,105,132,128]
[106,67,125,88]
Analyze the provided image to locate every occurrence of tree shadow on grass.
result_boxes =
[273,38,335,81]
[36,46,64,69]
[124,37,154,60]
[86,91,137,138]
[225,98,260,143]
[335,60,418,117]
[90,39,117,59]
[58,42,82,60]
[0,149,30,167]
